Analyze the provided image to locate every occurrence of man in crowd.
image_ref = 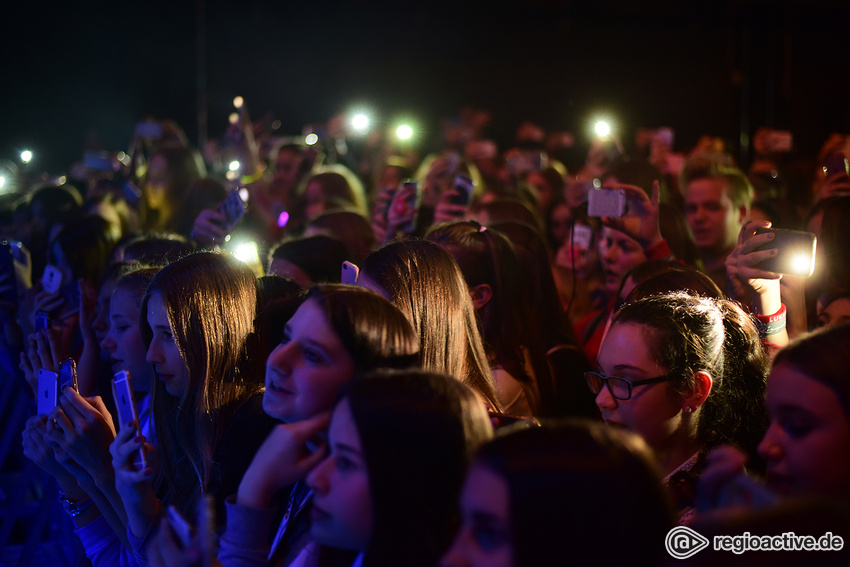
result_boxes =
[682,156,754,292]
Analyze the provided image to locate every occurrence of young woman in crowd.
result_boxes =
[700,322,850,508]
[427,221,547,417]
[589,292,768,523]
[571,180,674,364]
[440,421,674,567]
[303,369,493,566]
[213,284,421,566]
[489,220,596,419]
[359,239,503,413]
[266,235,350,289]
[109,251,278,562]
[22,266,161,560]
[140,144,205,234]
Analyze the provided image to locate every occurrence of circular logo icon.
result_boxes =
[666,526,710,559]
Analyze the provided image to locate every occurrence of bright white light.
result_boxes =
[351,113,370,132]
[594,121,611,139]
[229,160,241,171]
[56,176,66,185]
[229,112,239,125]
[305,133,319,146]
[396,125,413,140]
[233,96,244,109]
[233,241,260,265]
[792,252,814,276]
[0,176,5,189]
[20,150,32,163]
[239,188,249,203]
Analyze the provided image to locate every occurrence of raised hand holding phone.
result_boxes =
[112,370,147,471]
[598,180,664,250]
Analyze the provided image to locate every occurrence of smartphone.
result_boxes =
[0,242,16,303]
[167,505,193,548]
[374,185,398,225]
[588,188,626,218]
[35,310,51,331]
[220,189,248,234]
[58,358,79,393]
[823,154,850,178]
[122,180,143,207]
[135,121,163,141]
[571,223,593,250]
[754,227,817,277]
[391,180,421,233]
[112,370,147,469]
[37,368,59,415]
[450,174,474,207]
[341,261,359,285]
[83,150,113,172]
[42,265,63,294]
[766,130,793,153]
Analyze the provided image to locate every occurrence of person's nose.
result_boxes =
[757,422,784,463]
[306,455,333,495]
[146,338,163,366]
[595,382,617,412]
[602,242,618,264]
[267,342,295,375]
[100,330,116,353]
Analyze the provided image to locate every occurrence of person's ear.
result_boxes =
[682,370,713,414]
[737,203,750,225]
[469,284,493,310]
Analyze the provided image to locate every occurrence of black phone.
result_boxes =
[823,154,850,178]
[220,189,248,234]
[0,242,16,303]
[753,227,817,277]
[35,310,51,331]
[450,174,474,207]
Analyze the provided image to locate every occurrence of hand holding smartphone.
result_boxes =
[112,370,147,470]
[449,175,474,208]
[219,189,248,234]
[58,358,79,393]
[588,187,627,218]
[753,227,817,277]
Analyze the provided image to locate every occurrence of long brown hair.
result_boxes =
[141,251,264,510]
[362,240,503,412]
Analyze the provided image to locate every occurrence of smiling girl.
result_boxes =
[214,284,421,566]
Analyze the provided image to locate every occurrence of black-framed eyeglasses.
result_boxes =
[584,370,678,401]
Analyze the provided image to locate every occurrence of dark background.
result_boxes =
[2,0,849,175]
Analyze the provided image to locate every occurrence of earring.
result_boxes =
[684,406,693,414]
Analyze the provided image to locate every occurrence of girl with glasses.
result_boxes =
[589,291,769,523]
